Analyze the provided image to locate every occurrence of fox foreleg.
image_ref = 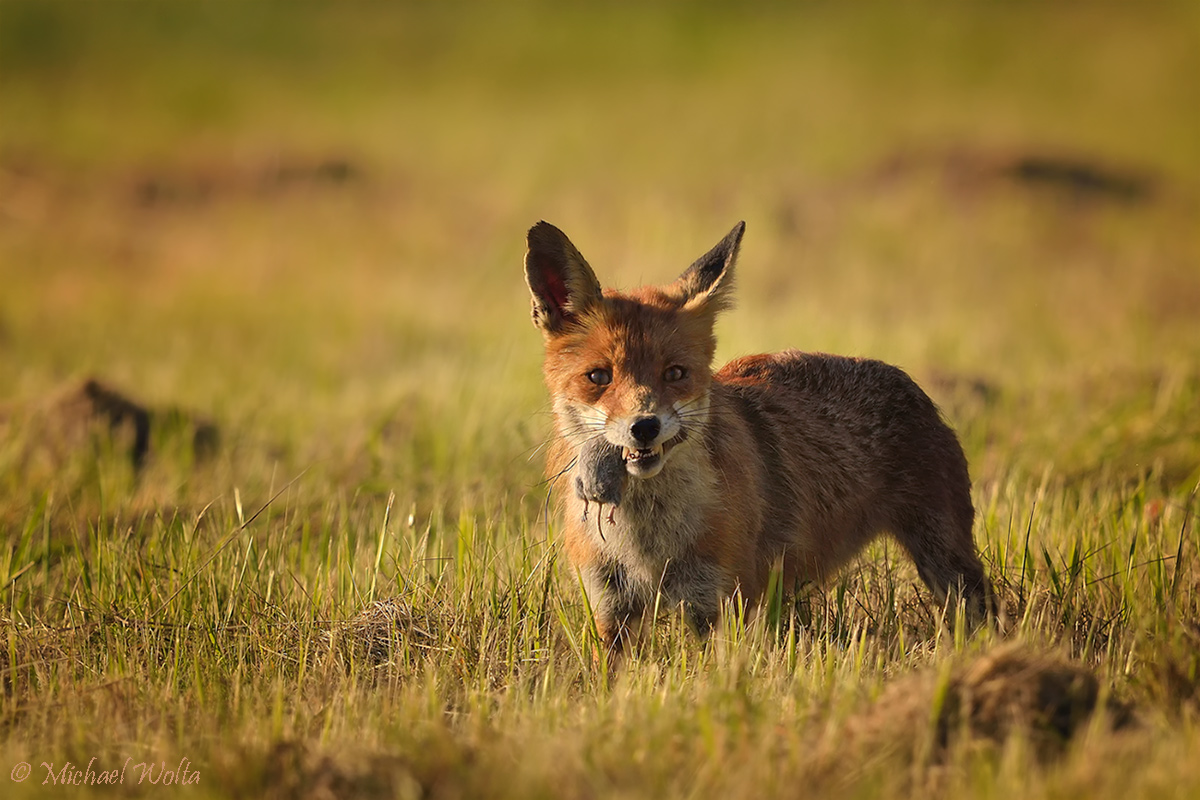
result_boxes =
[582,562,645,656]
[660,555,726,637]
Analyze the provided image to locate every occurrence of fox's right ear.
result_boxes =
[524,221,603,335]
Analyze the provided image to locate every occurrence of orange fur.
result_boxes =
[526,221,991,655]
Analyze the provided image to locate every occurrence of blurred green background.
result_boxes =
[3,6,1200,798]
[2,1,1198,511]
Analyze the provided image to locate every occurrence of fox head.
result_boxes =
[525,221,744,479]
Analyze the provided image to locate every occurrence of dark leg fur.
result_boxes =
[588,563,645,657]
[894,507,993,623]
[661,555,725,637]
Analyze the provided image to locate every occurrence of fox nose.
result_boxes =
[630,416,661,445]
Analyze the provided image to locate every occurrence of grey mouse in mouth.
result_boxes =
[573,436,627,520]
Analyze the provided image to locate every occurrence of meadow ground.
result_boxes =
[1,2,1199,797]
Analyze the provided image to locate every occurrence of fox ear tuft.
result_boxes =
[676,221,744,314]
[525,221,603,335]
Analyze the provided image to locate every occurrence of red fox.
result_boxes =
[525,220,992,655]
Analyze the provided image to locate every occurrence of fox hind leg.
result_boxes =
[893,506,993,624]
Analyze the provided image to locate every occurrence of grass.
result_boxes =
[1,1,1199,797]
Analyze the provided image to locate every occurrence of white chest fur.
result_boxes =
[570,442,717,589]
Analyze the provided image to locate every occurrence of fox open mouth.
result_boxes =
[621,431,686,477]
[623,445,662,469]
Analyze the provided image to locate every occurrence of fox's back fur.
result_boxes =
[527,221,991,652]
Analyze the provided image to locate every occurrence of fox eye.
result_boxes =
[587,368,612,386]
[664,365,687,382]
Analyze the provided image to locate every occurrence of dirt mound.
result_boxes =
[223,740,422,800]
[330,598,441,665]
[0,377,218,474]
[867,146,1159,205]
[842,645,1132,762]
[130,155,363,208]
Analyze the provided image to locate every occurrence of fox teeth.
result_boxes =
[623,445,662,461]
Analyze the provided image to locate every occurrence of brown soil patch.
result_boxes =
[841,645,1133,762]
[867,146,1159,205]
[0,377,218,474]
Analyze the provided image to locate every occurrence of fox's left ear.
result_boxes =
[675,221,744,314]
